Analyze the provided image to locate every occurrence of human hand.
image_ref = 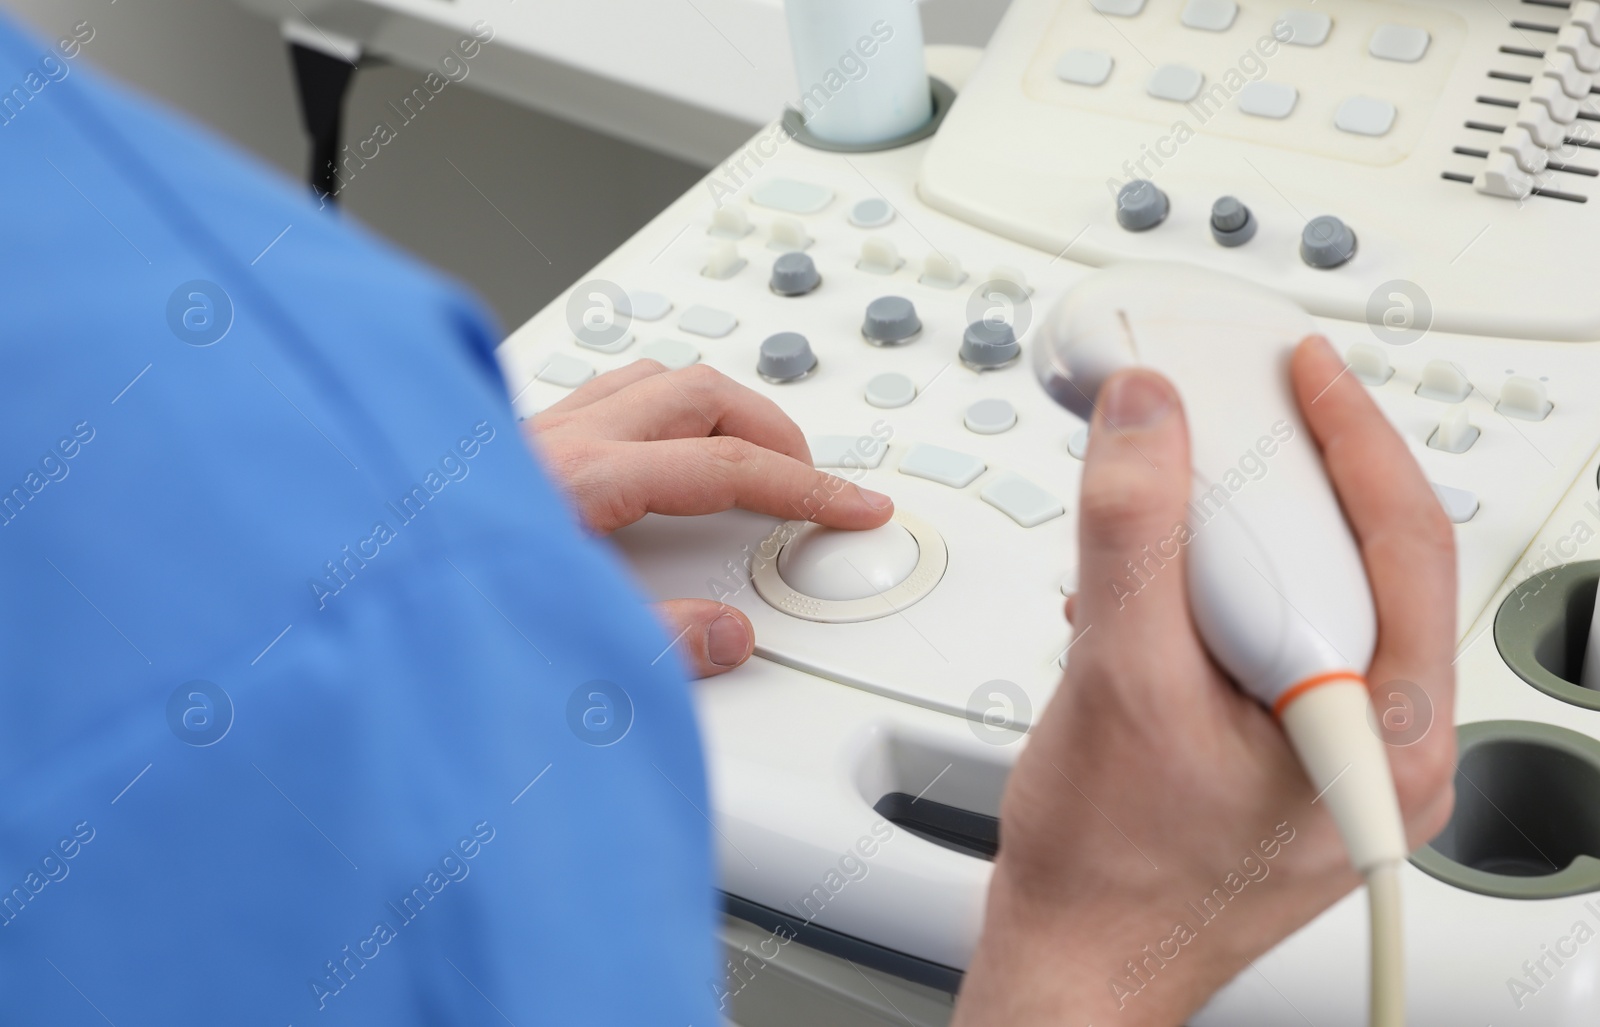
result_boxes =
[952,337,1457,1025]
[525,359,894,678]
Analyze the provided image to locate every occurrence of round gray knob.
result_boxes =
[960,320,1020,370]
[1210,196,1256,246]
[1300,215,1356,269]
[757,332,817,382]
[769,252,821,296]
[861,296,922,346]
[1115,180,1169,232]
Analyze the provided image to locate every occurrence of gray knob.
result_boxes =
[1300,215,1356,269]
[757,332,817,382]
[861,296,922,346]
[1115,179,1169,232]
[1210,196,1256,246]
[769,251,821,296]
[960,320,1020,370]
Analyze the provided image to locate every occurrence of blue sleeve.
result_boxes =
[0,16,720,1026]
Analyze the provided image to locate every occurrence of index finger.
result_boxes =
[566,364,814,465]
[1291,336,1458,673]
[597,436,893,531]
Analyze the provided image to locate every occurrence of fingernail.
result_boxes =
[855,485,893,510]
[1102,371,1174,430]
[707,614,749,667]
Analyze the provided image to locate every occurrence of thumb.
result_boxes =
[1074,369,1194,636]
[653,599,755,678]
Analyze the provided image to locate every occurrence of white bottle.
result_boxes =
[783,0,932,145]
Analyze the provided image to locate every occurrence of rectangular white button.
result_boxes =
[1430,483,1479,523]
[1277,10,1331,46]
[1147,65,1204,102]
[1335,96,1396,136]
[1056,49,1114,86]
[809,433,888,470]
[898,444,986,488]
[534,353,595,389]
[981,473,1065,528]
[639,338,700,370]
[575,332,634,355]
[1091,0,1146,15]
[1182,0,1238,31]
[678,305,737,338]
[1238,81,1298,118]
[749,178,833,214]
[1369,25,1429,62]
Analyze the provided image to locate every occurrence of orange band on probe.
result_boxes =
[1271,670,1367,719]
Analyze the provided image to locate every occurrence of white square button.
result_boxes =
[899,444,986,489]
[677,304,738,338]
[1056,49,1114,86]
[749,179,833,215]
[1183,0,1238,32]
[1238,81,1298,118]
[1277,10,1332,46]
[1369,25,1430,62]
[810,434,888,470]
[1090,0,1146,15]
[620,291,671,322]
[1335,95,1397,136]
[1147,64,1205,102]
[534,353,595,389]
[981,473,1064,528]
[639,338,700,371]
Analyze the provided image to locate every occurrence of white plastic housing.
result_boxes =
[1036,262,1378,707]
[783,0,932,144]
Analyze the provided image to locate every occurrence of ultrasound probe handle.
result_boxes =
[1035,264,1407,874]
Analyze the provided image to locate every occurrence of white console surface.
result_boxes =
[499,21,1600,1027]
[922,0,1600,340]
[503,125,1600,730]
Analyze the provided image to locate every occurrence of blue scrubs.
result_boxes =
[0,16,718,1025]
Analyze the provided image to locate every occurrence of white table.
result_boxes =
[231,0,802,166]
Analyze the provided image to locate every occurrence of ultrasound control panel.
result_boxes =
[923,0,1600,342]
[500,6,1600,1023]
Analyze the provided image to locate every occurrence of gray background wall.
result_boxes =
[1,0,1007,333]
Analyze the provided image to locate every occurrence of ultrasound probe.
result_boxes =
[1034,263,1410,1027]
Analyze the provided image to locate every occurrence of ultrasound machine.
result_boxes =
[494,0,1600,1022]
